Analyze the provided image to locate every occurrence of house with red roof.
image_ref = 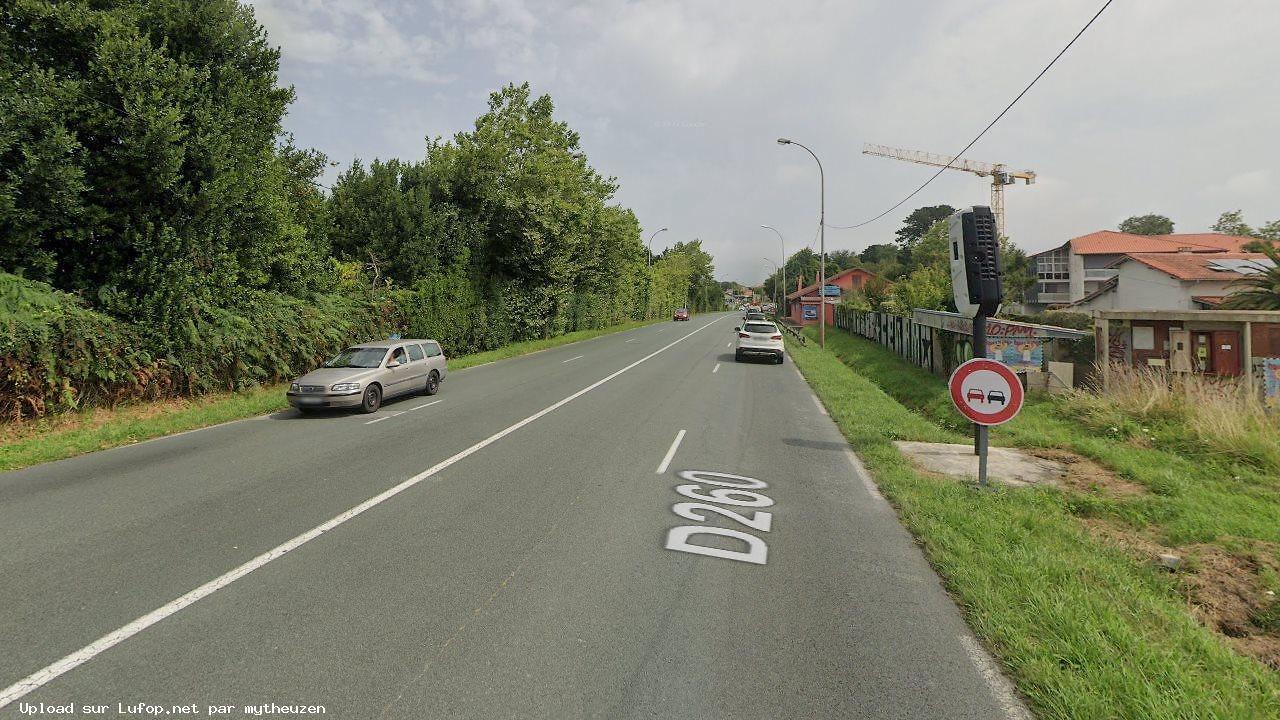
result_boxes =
[786,267,878,325]
[1025,230,1252,311]
[1067,252,1274,312]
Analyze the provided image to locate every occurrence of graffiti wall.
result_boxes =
[1265,358,1280,404]
[987,337,1045,370]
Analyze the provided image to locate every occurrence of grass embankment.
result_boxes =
[788,326,1279,719]
[0,317,665,473]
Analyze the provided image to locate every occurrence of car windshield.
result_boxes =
[322,347,387,368]
[744,323,776,334]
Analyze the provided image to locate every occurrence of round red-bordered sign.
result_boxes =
[948,358,1024,426]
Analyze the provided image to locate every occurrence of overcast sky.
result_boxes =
[249,0,1280,284]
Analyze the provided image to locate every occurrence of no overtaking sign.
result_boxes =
[948,358,1024,426]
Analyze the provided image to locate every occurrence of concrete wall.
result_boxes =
[1068,250,1086,301]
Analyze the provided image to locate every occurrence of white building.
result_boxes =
[1026,231,1250,311]
[1069,252,1274,312]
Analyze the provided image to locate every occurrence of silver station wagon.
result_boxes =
[287,339,447,414]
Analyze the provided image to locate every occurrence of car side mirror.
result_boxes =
[734,326,741,332]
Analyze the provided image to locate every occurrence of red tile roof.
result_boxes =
[1118,252,1271,281]
[1192,295,1225,307]
[1067,231,1251,255]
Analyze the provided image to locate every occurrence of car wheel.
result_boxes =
[296,406,314,415]
[775,354,785,365]
[360,384,382,414]
[424,371,440,396]
[734,350,743,362]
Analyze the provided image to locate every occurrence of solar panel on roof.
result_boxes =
[1206,259,1274,275]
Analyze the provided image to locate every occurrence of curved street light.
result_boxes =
[761,224,786,319]
[777,138,825,348]
[761,257,781,314]
[647,227,668,268]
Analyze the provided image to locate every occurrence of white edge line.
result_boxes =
[625,338,637,343]
[0,316,726,709]
[407,400,443,412]
[364,416,392,425]
[812,394,829,415]
[656,429,687,474]
[845,449,887,505]
[712,363,720,374]
[562,355,584,363]
[957,635,1034,720]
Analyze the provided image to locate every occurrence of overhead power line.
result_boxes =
[825,0,1114,231]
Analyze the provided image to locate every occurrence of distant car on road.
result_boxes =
[287,339,447,414]
[673,308,690,321]
[744,311,768,322]
[735,321,785,364]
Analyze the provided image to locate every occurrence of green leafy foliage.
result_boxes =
[1118,214,1175,235]
[0,272,397,419]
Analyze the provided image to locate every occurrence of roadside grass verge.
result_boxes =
[787,328,1279,719]
[0,317,666,473]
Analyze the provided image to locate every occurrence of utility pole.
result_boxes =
[777,138,825,348]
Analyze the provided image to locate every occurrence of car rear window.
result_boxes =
[744,323,777,334]
[407,344,425,361]
[424,341,442,357]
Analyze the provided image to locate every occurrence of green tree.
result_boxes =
[1219,244,1280,310]
[0,0,304,323]
[859,243,898,267]
[895,205,954,265]
[1118,214,1174,235]
[1211,210,1255,238]
[886,265,952,315]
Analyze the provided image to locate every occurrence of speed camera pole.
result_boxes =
[973,312,988,481]
[947,206,1006,486]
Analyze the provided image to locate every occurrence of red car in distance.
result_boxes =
[673,308,690,321]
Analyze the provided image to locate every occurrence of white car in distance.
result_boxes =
[734,321,785,364]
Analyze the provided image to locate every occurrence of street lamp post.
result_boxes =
[647,227,668,268]
[645,227,667,318]
[777,138,825,348]
[761,257,780,312]
[761,224,786,319]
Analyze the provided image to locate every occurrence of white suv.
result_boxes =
[734,321,785,364]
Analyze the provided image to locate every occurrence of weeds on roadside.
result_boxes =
[1057,364,1280,475]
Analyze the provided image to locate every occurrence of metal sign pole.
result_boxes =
[973,312,989,485]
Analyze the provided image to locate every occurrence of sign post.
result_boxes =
[948,358,1025,485]
[948,205,1006,485]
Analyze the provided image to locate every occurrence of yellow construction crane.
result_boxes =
[862,143,1035,239]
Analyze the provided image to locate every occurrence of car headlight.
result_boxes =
[289,382,300,391]
[331,382,361,392]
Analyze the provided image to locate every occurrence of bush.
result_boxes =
[1057,363,1280,474]
[0,273,399,419]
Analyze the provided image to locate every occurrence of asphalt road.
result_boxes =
[0,313,1026,719]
